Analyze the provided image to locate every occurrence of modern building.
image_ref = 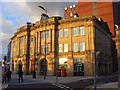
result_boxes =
[64,1,120,37]
[115,27,120,88]
[10,16,113,76]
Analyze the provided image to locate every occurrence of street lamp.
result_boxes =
[93,51,100,90]
[38,5,48,79]
[33,36,36,78]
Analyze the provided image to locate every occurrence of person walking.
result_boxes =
[2,70,7,83]
[18,70,23,83]
[7,69,12,83]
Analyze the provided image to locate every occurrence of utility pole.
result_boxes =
[38,5,48,79]
[33,36,36,78]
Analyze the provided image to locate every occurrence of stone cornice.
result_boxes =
[58,16,94,24]
[30,21,55,31]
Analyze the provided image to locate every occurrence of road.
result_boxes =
[4,83,64,90]
[4,74,118,90]
[63,74,118,90]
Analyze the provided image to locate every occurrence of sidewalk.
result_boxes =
[86,82,119,90]
[2,74,93,89]
[2,74,118,89]
[8,74,94,84]
[97,82,118,88]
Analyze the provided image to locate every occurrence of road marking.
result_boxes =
[52,83,74,90]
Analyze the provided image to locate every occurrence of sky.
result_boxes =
[0,0,78,61]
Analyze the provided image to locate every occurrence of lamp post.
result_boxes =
[33,36,36,78]
[93,21,100,90]
[38,5,48,79]
[93,51,100,90]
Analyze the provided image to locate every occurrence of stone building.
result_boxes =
[10,16,113,76]
[64,1,120,75]
[115,27,120,88]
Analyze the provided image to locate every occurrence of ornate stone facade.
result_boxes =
[115,27,120,88]
[10,16,113,76]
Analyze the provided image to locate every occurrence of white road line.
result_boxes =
[52,83,74,90]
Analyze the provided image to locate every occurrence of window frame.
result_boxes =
[64,28,68,37]
[58,29,62,38]
[80,42,85,51]
[72,27,78,36]
[41,32,45,39]
[73,43,78,52]
[80,26,85,35]
[64,44,68,52]
[59,44,63,52]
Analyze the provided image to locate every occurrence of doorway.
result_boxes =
[74,63,84,76]
[40,59,47,75]
[18,60,22,71]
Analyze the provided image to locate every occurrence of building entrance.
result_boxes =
[18,60,22,71]
[74,63,84,76]
[40,59,47,75]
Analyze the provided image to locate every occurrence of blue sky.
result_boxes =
[0,1,78,61]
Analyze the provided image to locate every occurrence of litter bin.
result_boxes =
[61,68,66,77]
[57,69,61,77]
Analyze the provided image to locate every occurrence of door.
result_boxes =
[18,60,22,71]
[31,60,34,74]
[40,59,47,75]
[74,63,84,76]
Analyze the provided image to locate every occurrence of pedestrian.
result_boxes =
[18,70,23,83]
[7,69,12,83]
[2,70,7,83]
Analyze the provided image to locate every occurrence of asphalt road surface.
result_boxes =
[4,74,118,90]
[4,83,64,90]
[63,74,118,90]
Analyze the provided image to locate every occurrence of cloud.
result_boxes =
[1,1,77,60]
[2,2,77,23]
[0,32,11,60]
[2,18,16,34]
[0,15,14,60]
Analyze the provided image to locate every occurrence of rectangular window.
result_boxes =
[72,27,78,36]
[73,43,78,52]
[41,32,45,39]
[59,44,63,52]
[59,29,62,37]
[20,36,24,43]
[46,31,50,38]
[64,28,68,37]
[75,58,84,63]
[80,26,85,35]
[80,42,85,51]
[64,44,68,52]
[20,49,23,56]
